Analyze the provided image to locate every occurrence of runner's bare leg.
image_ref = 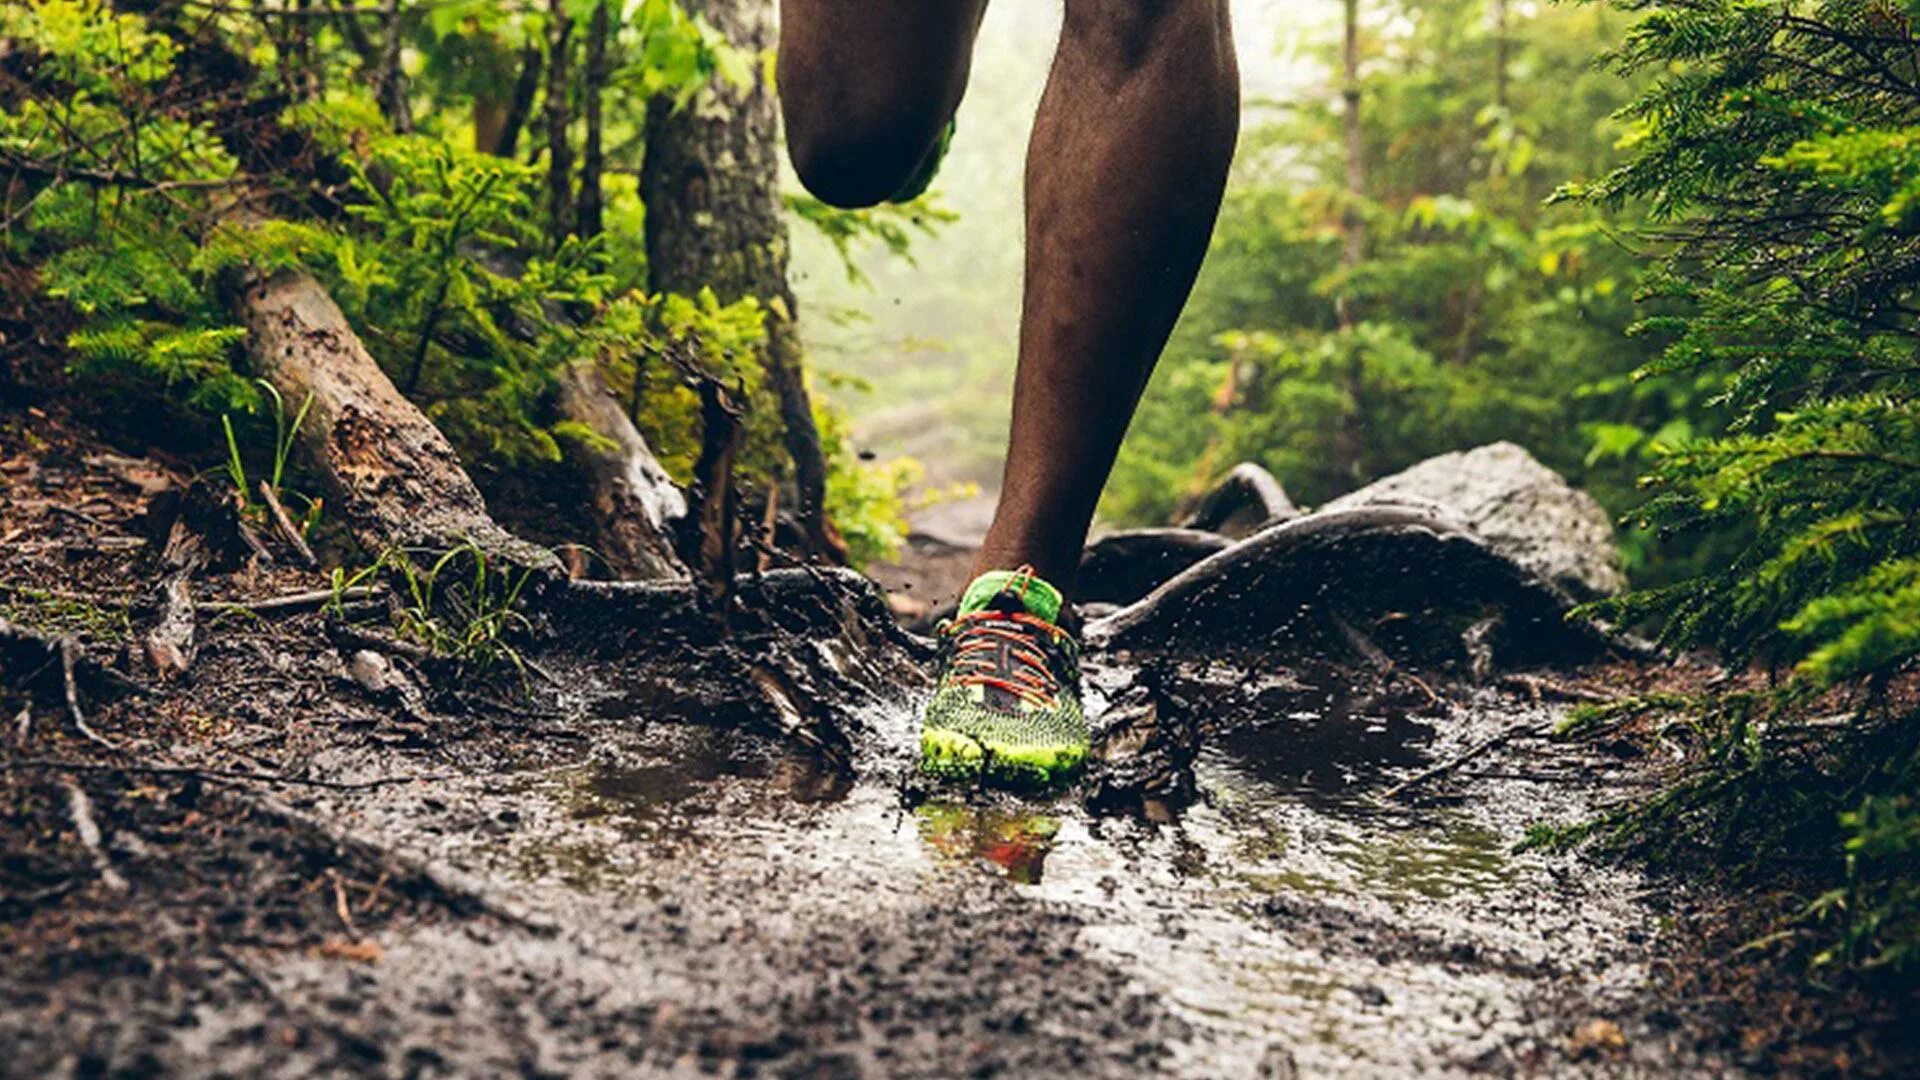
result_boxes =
[779,0,1240,595]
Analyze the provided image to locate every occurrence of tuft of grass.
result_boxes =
[0,587,131,642]
[330,542,536,678]
[221,379,317,528]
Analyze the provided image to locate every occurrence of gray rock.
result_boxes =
[1319,442,1625,599]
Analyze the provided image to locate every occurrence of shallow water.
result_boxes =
[491,673,1656,1076]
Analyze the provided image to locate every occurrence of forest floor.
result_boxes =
[2,398,1914,1078]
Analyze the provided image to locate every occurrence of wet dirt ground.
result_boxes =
[2,407,1900,1078]
[171,645,1718,1079]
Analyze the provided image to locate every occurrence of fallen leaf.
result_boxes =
[311,938,384,965]
[1569,1018,1627,1060]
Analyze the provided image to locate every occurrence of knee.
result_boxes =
[782,64,951,209]
[1061,0,1229,70]
[786,116,940,209]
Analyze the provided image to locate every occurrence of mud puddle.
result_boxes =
[389,671,1677,1076]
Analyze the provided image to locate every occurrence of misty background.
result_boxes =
[789,1,1315,501]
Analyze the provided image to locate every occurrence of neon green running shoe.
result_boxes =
[888,119,954,204]
[919,567,1088,788]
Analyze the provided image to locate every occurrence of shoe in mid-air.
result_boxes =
[919,567,1087,788]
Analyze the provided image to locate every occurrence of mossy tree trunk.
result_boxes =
[640,0,846,564]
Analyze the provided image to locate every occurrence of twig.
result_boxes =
[47,504,116,530]
[60,639,117,750]
[258,481,318,568]
[3,758,451,791]
[1379,721,1549,801]
[328,869,359,936]
[60,775,128,891]
[200,586,380,615]
[1497,672,1614,704]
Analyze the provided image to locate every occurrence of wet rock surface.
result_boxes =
[1320,442,1627,600]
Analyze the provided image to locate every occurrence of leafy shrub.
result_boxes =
[1565,0,1920,975]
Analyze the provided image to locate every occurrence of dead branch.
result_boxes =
[691,377,744,609]
[60,640,117,750]
[200,585,380,616]
[60,776,129,891]
[1379,720,1550,802]
[258,481,318,567]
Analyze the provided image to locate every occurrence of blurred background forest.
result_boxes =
[6,0,1920,982]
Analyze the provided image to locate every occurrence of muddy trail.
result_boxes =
[0,420,1884,1078]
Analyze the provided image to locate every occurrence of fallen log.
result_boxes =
[231,265,558,575]
[1086,505,1611,668]
[553,362,688,582]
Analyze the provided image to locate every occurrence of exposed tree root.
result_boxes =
[1180,461,1297,537]
[1087,505,1612,665]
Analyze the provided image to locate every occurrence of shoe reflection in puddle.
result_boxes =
[915,801,1062,884]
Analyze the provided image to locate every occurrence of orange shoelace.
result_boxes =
[945,567,1069,710]
[946,610,1070,710]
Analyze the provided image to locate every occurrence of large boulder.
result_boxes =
[1319,442,1625,600]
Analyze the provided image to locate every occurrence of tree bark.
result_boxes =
[1335,0,1367,484]
[374,0,413,133]
[1340,0,1366,314]
[577,1,611,240]
[1493,0,1510,112]
[640,0,845,564]
[544,0,575,242]
[554,362,689,580]
[233,266,557,574]
[480,41,542,157]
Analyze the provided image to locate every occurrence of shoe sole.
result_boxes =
[919,728,1086,790]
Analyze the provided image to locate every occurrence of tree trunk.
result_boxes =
[1335,0,1367,485]
[577,1,611,240]
[233,266,557,574]
[1340,0,1366,311]
[1493,0,1510,112]
[545,0,575,242]
[479,41,542,157]
[554,362,689,580]
[375,0,413,133]
[640,0,845,564]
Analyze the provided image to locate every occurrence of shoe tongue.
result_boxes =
[957,569,1063,625]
